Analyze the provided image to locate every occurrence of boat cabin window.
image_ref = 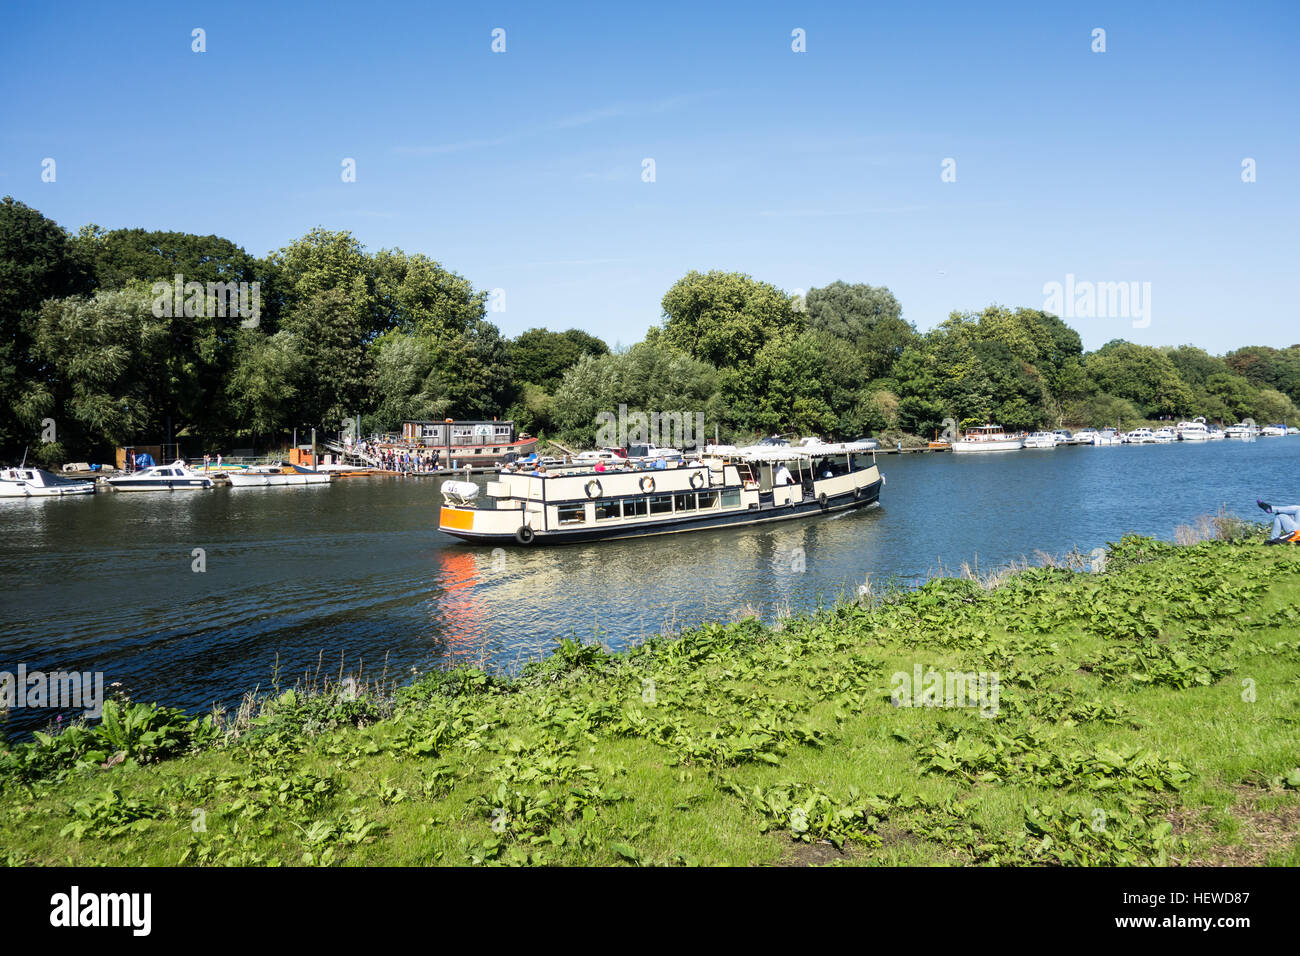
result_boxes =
[721,488,741,508]
[698,490,719,509]
[557,503,586,525]
[622,497,648,517]
[595,500,621,521]
[673,493,696,512]
[649,495,673,515]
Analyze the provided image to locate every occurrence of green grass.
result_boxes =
[2,534,1299,867]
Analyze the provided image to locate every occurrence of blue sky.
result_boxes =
[1,0,1296,353]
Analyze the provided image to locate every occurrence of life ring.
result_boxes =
[514,525,535,545]
[585,479,603,498]
[689,471,705,489]
[640,476,655,493]
[818,492,829,510]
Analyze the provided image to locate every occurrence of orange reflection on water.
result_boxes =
[429,548,496,663]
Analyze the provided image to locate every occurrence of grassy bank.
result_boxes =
[3,534,1299,867]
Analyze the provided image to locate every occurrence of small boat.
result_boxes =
[1225,423,1256,440]
[1124,428,1156,444]
[1093,428,1122,446]
[1261,424,1288,437]
[1289,427,1300,436]
[105,460,214,492]
[0,466,95,497]
[1207,427,1227,440]
[1153,427,1177,443]
[227,463,330,487]
[1022,432,1058,449]
[1177,418,1209,441]
[1051,429,1074,445]
[951,425,1023,453]
[1072,428,1099,445]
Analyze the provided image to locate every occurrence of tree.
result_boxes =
[509,328,610,391]
[805,281,916,380]
[659,270,802,369]
[0,197,92,452]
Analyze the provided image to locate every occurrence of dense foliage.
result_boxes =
[1,196,1296,462]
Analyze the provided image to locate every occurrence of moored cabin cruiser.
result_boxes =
[438,450,883,545]
[1260,424,1288,437]
[951,425,1023,453]
[1093,428,1122,445]
[105,460,214,492]
[1022,432,1057,449]
[1224,423,1256,440]
[0,467,95,497]
[227,463,330,487]
[1124,428,1156,444]
[1177,418,1209,441]
[1153,427,1177,443]
[1073,428,1099,444]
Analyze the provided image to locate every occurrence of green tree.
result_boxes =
[659,270,801,369]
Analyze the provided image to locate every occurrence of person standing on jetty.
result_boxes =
[1258,501,1300,544]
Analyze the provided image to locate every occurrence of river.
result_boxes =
[2,437,1297,732]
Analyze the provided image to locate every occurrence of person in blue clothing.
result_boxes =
[1258,500,1300,544]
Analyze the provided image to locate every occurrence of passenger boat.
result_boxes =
[951,425,1023,453]
[438,448,883,545]
[1022,432,1057,449]
[227,463,330,487]
[0,466,95,497]
[104,461,214,492]
[1177,418,1209,441]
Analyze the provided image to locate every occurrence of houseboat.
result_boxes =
[399,419,538,467]
[438,449,883,545]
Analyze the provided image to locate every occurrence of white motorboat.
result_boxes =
[1093,428,1123,445]
[227,463,331,487]
[1225,423,1257,440]
[105,460,214,492]
[1153,427,1177,443]
[0,466,95,497]
[1023,432,1058,449]
[1260,424,1288,437]
[1207,427,1226,440]
[951,425,1023,453]
[1289,427,1300,436]
[1051,429,1074,445]
[1177,418,1209,441]
[1124,428,1156,444]
[1072,428,1098,445]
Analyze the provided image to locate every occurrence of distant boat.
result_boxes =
[228,463,330,487]
[1124,428,1156,444]
[0,466,95,498]
[1073,428,1099,444]
[1261,424,1288,437]
[1022,432,1058,449]
[951,425,1023,453]
[1093,428,1122,446]
[1225,423,1256,440]
[1153,427,1177,443]
[1177,418,1209,441]
[105,460,214,492]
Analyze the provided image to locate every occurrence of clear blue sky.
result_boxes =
[2,0,1296,353]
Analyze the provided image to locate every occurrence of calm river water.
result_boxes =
[3,438,1298,731]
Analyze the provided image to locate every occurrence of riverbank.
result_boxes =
[2,532,1298,866]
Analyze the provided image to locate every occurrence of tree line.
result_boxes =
[2,195,1297,464]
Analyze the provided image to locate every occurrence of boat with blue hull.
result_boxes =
[439,449,883,545]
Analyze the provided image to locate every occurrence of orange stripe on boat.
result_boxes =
[440,507,475,531]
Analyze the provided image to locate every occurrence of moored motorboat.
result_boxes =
[1225,423,1256,440]
[1261,424,1287,437]
[951,425,1023,453]
[1177,417,1209,441]
[1022,432,1057,449]
[1072,428,1099,445]
[0,466,95,497]
[1124,428,1156,444]
[1093,428,1122,445]
[227,463,331,487]
[439,448,883,545]
[1153,427,1177,443]
[105,460,214,492]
